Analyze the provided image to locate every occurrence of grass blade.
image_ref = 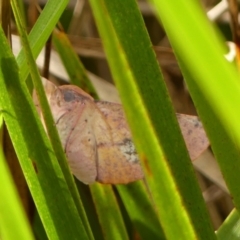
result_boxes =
[0,26,88,239]
[216,209,240,240]
[16,0,69,81]
[89,0,216,239]
[90,184,129,240]
[149,0,240,212]
[0,115,34,240]
[116,182,165,239]
[52,29,98,98]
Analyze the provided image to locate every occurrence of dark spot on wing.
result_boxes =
[194,119,201,128]
[63,90,76,102]
[62,89,87,102]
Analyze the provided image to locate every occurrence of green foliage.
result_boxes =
[1,0,240,239]
[0,115,34,240]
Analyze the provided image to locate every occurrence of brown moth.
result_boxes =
[34,78,209,185]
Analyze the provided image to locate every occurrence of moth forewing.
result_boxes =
[95,101,132,139]
[90,104,143,184]
[56,89,98,184]
[64,115,98,184]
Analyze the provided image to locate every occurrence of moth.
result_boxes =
[34,78,209,185]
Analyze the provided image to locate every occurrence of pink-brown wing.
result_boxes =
[94,101,144,184]
[56,101,98,184]
[55,86,99,184]
[95,102,209,167]
[177,113,209,160]
[35,80,98,184]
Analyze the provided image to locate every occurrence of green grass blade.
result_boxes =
[216,209,240,240]
[52,25,130,240]
[116,182,165,239]
[76,182,105,240]
[16,0,69,81]
[149,0,240,211]
[52,30,98,99]
[52,29,130,239]
[0,115,34,240]
[11,2,93,239]
[32,211,48,240]
[11,2,93,238]
[0,27,88,239]
[16,0,26,28]
[90,184,129,240]
[89,0,216,239]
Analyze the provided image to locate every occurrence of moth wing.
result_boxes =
[59,102,97,184]
[94,101,144,184]
[177,113,209,160]
[34,80,98,184]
